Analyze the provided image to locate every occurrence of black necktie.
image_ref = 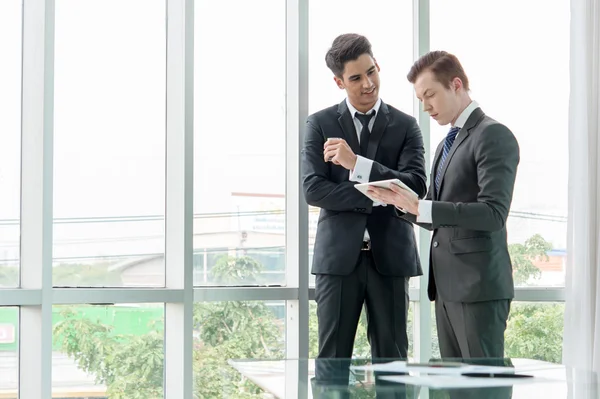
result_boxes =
[355,112,375,156]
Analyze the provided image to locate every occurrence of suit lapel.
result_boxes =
[366,101,390,160]
[337,101,361,155]
[435,107,485,196]
[436,129,469,195]
[431,142,444,200]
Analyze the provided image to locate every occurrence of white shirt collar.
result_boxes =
[453,100,479,129]
[346,97,382,118]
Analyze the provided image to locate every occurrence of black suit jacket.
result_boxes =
[399,107,519,302]
[301,100,427,277]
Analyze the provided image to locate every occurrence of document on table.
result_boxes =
[350,361,517,375]
[378,374,559,389]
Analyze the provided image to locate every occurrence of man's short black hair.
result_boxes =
[325,33,374,78]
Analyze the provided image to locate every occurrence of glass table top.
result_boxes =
[222,357,599,398]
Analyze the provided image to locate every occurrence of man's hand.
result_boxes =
[323,138,357,171]
[367,184,420,216]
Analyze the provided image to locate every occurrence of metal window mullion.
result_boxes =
[164,0,194,397]
[285,0,309,397]
[194,287,299,302]
[52,288,185,304]
[413,0,432,365]
[46,283,567,311]
[514,287,565,302]
[19,0,55,398]
[0,290,42,306]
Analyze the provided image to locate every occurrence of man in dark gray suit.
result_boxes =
[302,34,427,361]
[369,50,520,359]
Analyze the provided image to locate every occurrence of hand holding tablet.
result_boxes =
[354,178,417,203]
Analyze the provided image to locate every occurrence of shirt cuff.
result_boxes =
[416,200,433,223]
[349,155,373,183]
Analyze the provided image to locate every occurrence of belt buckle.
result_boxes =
[361,241,371,251]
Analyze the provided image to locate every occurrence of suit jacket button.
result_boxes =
[433,241,439,248]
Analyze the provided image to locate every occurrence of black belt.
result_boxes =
[361,241,371,251]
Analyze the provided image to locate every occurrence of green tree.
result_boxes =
[193,300,284,398]
[509,233,553,285]
[210,255,263,285]
[53,307,164,399]
[52,255,284,399]
[504,234,564,363]
[193,255,284,397]
[505,303,564,363]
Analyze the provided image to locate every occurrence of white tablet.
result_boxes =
[354,178,417,202]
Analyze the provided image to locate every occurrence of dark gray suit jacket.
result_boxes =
[302,100,427,277]
[399,107,519,303]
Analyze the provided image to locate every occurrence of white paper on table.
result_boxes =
[378,374,559,389]
[350,361,409,373]
[415,364,522,375]
[351,361,518,375]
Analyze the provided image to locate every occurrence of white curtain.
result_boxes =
[564,0,600,381]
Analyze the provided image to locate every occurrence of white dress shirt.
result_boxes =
[417,100,479,223]
[345,97,382,241]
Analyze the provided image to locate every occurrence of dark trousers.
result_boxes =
[315,251,410,360]
[435,296,511,359]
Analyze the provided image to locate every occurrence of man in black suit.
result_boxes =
[301,33,427,361]
[369,51,519,359]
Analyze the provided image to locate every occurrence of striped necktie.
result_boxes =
[434,126,460,193]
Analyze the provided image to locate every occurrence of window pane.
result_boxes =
[193,1,286,287]
[0,307,18,399]
[53,0,166,287]
[193,300,285,397]
[505,302,564,363]
[430,0,569,287]
[309,300,415,360]
[52,304,164,398]
[308,0,414,287]
[0,1,22,288]
[309,0,414,114]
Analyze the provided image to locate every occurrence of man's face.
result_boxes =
[414,69,462,126]
[334,54,380,112]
